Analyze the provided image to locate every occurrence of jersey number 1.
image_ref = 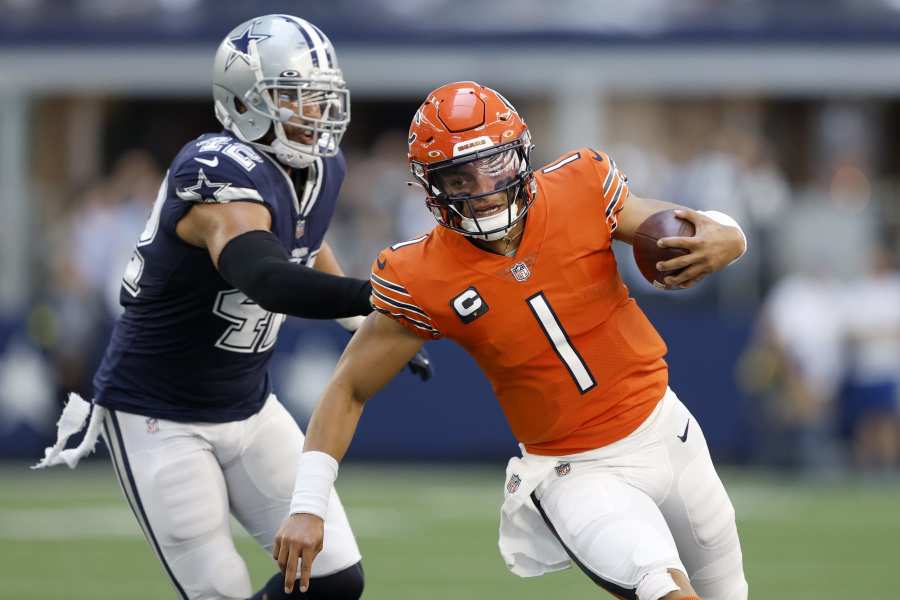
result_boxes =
[527,292,596,393]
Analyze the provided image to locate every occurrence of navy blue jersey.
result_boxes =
[93,132,345,422]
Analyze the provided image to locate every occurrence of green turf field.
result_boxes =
[1,462,898,599]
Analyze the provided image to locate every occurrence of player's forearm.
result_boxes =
[217,230,373,319]
[613,196,681,244]
[289,379,366,519]
[303,379,366,462]
[289,314,424,518]
[313,242,367,332]
[311,241,344,276]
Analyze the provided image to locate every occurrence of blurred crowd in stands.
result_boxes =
[20,96,900,475]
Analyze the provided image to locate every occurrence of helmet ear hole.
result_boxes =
[233,98,248,114]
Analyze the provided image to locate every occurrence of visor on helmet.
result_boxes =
[433,148,521,202]
[419,142,533,239]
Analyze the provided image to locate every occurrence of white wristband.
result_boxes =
[336,315,365,332]
[290,451,339,519]
[699,210,747,264]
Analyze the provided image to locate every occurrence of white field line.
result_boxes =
[0,505,416,541]
[0,506,142,540]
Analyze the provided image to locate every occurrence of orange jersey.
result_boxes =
[370,148,668,455]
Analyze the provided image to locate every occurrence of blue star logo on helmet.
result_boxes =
[225,22,271,71]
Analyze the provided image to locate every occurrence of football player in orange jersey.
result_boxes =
[273,82,749,600]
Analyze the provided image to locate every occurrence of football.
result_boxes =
[632,209,696,289]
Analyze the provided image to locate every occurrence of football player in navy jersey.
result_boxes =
[36,14,431,600]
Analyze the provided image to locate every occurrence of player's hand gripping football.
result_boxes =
[655,209,746,289]
[273,512,324,594]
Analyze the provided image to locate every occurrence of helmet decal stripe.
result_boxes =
[310,23,336,68]
[281,16,320,67]
[296,18,329,69]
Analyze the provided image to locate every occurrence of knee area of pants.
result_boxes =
[678,456,737,549]
[189,552,252,600]
[636,569,680,600]
[690,539,746,600]
[692,573,748,600]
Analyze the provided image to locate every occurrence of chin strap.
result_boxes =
[460,202,520,241]
[272,138,317,168]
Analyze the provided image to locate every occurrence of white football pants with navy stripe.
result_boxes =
[500,389,748,600]
[101,395,361,600]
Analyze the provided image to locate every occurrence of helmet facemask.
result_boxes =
[242,58,349,168]
[416,140,534,241]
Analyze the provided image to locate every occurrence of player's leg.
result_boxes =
[247,563,365,600]
[224,396,363,599]
[655,394,749,600]
[532,468,694,600]
[101,409,253,600]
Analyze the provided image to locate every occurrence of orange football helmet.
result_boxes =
[408,82,535,240]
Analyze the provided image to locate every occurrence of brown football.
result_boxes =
[632,209,695,289]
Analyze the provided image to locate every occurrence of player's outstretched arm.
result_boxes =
[314,241,435,381]
[176,202,373,318]
[614,194,747,288]
[312,241,366,331]
[273,312,425,594]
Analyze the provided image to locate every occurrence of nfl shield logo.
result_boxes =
[506,473,522,494]
[555,462,571,477]
[295,218,306,239]
[510,262,531,282]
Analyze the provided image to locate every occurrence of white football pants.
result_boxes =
[100,395,361,600]
[500,389,748,600]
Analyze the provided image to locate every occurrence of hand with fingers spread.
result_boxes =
[656,209,747,289]
[273,512,325,594]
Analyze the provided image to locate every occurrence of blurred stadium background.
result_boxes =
[2,0,900,598]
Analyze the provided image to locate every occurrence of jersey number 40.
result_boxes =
[121,176,284,355]
[212,289,285,354]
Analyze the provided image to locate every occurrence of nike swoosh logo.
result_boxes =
[194,156,219,167]
[677,419,690,443]
[377,257,386,270]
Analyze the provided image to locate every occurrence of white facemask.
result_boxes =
[459,202,520,241]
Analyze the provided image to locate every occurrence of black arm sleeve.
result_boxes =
[217,230,372,319]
